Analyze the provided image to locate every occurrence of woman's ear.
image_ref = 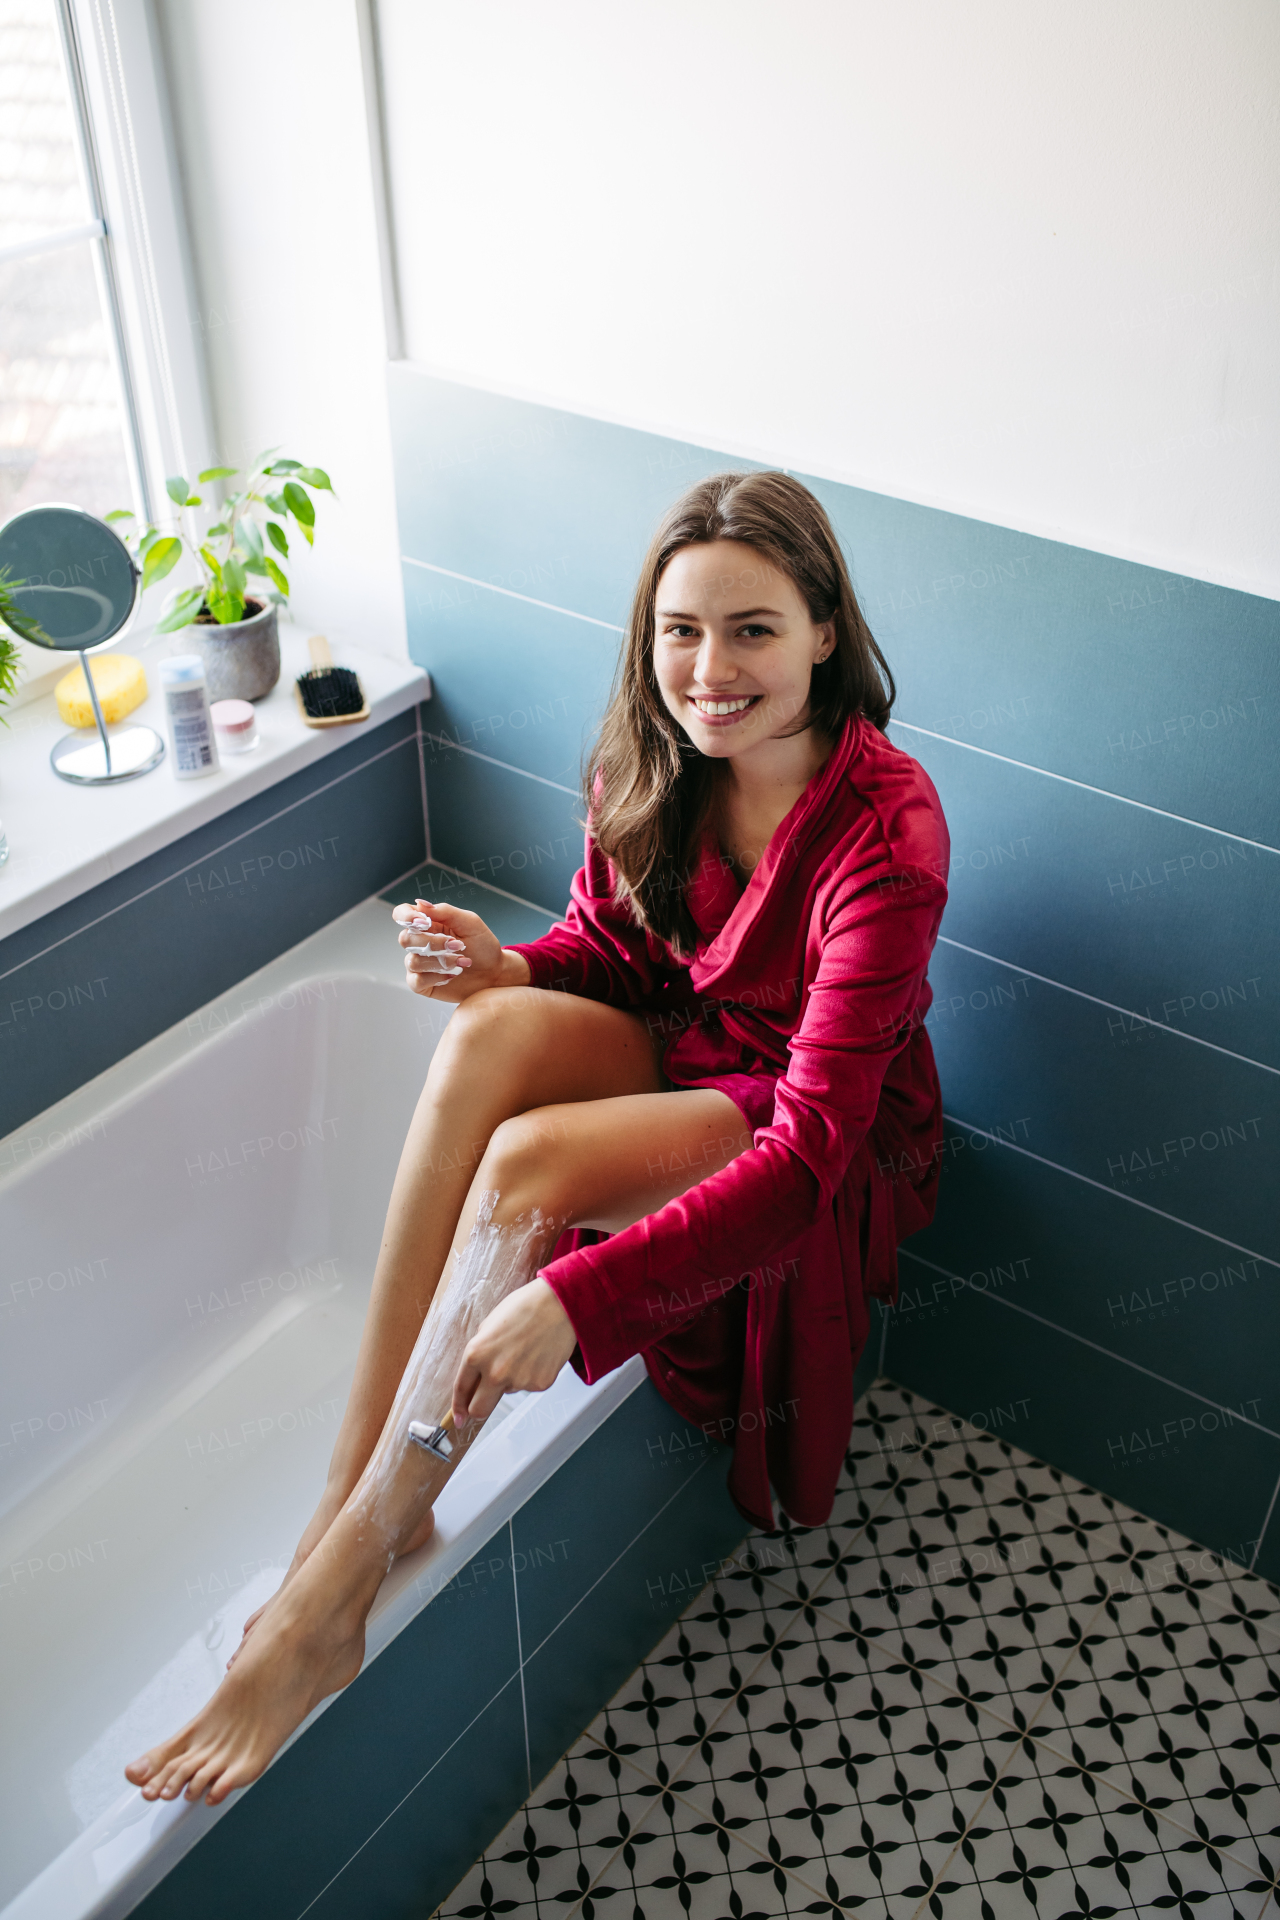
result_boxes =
[815,620,836,662]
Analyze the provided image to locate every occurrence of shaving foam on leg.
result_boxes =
[348,1193,560,1547]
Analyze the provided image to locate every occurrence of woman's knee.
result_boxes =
[479,1112,575,1222]
[430,987,530,1080]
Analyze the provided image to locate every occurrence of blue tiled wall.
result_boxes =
[0,708,428,1137]
[389,363,1280,1583]
[132,1380,746,1920]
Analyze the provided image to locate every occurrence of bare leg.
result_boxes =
[126,1082,751,1806]
[236,984,668,1647]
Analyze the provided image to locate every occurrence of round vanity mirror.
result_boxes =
[0,503,165,784]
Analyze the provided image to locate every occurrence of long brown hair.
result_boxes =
[588,470,895,956]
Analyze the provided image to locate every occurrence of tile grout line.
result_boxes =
[510,1518,533,1798]
[422,729,581,797]
[887,718,1280,855]
[414,700,431,862]
[296,1664,530,1920]
[0,727,420,984]
[1248,1465,1280,1575]
[406,855,559,923]
[517,1453,720,1669]
[935,932,1280,1078]
[401,554,626,632]
[898,1246,1280,1440]
[941,1110,1280,1270]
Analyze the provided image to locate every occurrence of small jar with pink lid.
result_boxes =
[209,699,260,756]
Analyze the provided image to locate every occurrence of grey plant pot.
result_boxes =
[187,597,280,702]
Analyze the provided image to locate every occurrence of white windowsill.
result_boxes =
[0,619,431,946]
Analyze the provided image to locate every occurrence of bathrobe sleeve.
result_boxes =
[506,832,672,1007]
[536,857,947,1374]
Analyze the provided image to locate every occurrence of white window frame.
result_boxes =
[65,0,215,516]
[7,0,215,690]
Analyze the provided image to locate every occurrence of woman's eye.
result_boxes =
[739,625,772,639]
[664,625,699,639]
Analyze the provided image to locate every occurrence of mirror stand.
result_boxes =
[50,647,165,785]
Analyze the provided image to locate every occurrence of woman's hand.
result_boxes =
[452,1280,578,1423]
[392,898,532,1003]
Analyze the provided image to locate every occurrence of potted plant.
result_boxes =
[0,570,48,722]
[108,451,332,701]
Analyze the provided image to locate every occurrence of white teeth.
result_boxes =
[692,696,756,716]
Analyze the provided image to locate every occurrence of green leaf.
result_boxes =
[154,585,206,634]
[182,494,203,508]
[141,536,182,591]
[222,554,247,597]
[199,544,223,583]
[236,517,264,557]
[294,465,332,491]
[165,474,190,506]
[266,458,302,475]
[264,491,287,515]
[283,482,314,546]
[266,519,289,558]
[204,521,229,539]
[264,557,289,597]
[243,555,270,577]
[104,508,135,522]
[208,588,246,625]
[138,526,160,557]
[0,570,52,646]
[197,465,238,482]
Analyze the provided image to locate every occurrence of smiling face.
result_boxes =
[652,540,835,762]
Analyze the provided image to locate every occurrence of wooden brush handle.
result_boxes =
[307,633,333,671]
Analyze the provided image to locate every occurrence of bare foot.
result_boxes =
[230,1491,435,1668]
[128,1533,381,1806]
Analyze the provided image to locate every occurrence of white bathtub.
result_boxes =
[0,896,644,1920]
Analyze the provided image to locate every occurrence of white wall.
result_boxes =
[152,0,407,658]
[379,0,1280,601]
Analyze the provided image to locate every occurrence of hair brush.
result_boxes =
[295,633,369,727]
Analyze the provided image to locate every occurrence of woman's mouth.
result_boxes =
[687,693,763,724]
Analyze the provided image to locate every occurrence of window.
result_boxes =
[0,0,143,523]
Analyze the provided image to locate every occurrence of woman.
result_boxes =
[127,471,950,1809]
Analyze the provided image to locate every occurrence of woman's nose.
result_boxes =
[694,636,736,686]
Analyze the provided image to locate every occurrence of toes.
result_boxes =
[185,1753,225,1803]
[206,1756,254,1806]
[151,1747,205,1801]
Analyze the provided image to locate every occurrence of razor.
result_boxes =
[407,1409,456,1463]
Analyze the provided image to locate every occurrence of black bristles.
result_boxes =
[296,664,364,718]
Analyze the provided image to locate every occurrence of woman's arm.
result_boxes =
[536,861,947,1373]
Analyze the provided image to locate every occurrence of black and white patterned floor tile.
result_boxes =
[436,1381,1280,1919]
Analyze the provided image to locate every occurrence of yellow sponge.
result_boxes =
[56,654,148,728]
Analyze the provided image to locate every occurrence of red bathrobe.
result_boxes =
[508,714,950,1530]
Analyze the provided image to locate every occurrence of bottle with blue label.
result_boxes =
[159,655,220,780]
